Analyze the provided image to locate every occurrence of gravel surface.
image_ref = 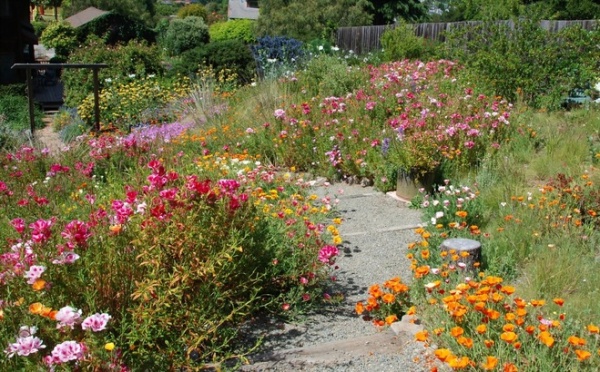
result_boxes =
[240,182,445,371]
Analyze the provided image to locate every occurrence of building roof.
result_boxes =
[228,0,259,20]
[64,7,110,28]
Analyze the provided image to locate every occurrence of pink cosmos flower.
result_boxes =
[55,306,82,329]
[5,336,45,358]
[81,313,111,332]
[318,245,339,264]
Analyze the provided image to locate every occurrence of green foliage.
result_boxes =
[162,16,210,56]
[173,40,256,84]
[442,0,521,21]
[299,55,369,97]
[524,0,600,20]
[369,0,429,24]
[381,21,438,61]
[256,0,373,42]
[209,20,256,43]
[0,93,43,131]
[62,0,157,26]
[76,13,157,45]
[39,21,78,59]
[440,19,600,110]
[176,3,208,21]
[32,20,48,37]
[62,37,164,107]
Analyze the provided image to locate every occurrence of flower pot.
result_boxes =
[395,168,436,200]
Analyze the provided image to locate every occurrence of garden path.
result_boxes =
[35,114,64,155]
[239,182,446,371]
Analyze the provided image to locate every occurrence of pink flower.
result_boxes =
[55,306,82,329]
[29,218,55,244]
[274,109,286,119]
[23,265,45,284]
[10,218,25,234]
[5,336,45,358]
[61,220,91,247]
[81,313,111,332]
[318,245,339,264]
[50,341,84,363]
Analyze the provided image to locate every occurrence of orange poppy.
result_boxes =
[568,336,586,346]
[448,356,470,369]
[29,302,43,315]
[503,324,515,332]
[451,326,464,338]
[385,315,398,325]
[575,349,592,361]
[434,348,451,362]
[525,325,535,335]
[538,331,554,348]
[355,301,365,315]
[500,331,518,344]
[31,279,46,291]
[415,330,428,342]
[587,324,600,334]
[456,211,468,218]
[457,336,473,349]
[382,293,396,304]
[481,356,498,371]
[421,249,430,259]
[484,339,494,348]
[553,298,565,306]
[476,324,487,334]
[503,362,518,372]
[500,285,516,295]
[531,299,545,307]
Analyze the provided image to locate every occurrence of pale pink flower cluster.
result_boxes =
[81,313,111,332]
[46,341,85,364]
[5,326,45,358]
[55,306,82,329]
[23,265,45,284]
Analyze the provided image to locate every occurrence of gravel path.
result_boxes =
[240,182,445,371]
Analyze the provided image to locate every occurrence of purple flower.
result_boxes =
[81,313,111,332]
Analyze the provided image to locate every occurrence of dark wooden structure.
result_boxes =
[11,63,108,135]
[0,0,37,84]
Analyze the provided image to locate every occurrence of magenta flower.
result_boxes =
[4,336,45,358]
[318,245,339,264]
[29,218,55,244]
[10,218,25,234]
[81,313,111,332]
[61,220,91,247]
[55,306,82,329]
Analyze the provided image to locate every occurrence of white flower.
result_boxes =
[318,45,324,51]
[332,46,340,51]
[128,74,136,78]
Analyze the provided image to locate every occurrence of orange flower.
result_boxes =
[503,324,515,332]
[414,265,430,278]
[456,211,468,218]
[368,284,383,298]
[421,249,430,259]
[433,327,444,336]
[587,324,600,334]
[538,331,555,348]
[482,356,498,371]
[513,341,522,350]
[500,331,518,344]
[457,336,473,349]
[525,325,535,335]
[476,324,487,334]
[434,348,451,362]
[385,315,398,325]
[448,356,470,369]
[504,313,516,322]
[32,279,46,291]
[568,336,586,346]
[382,293,396,304]
[503,362,518,372]
[355,301,365,315]
[575,349,592,361]
[499,285,515,295]
[109,224,123,234]
[451,326,464,338]
[29,302,43,315]
[531,299,545,307]
[373,319,385,327]
[415,330,428,342]
[553,298,565,306]
[484,339,495,348]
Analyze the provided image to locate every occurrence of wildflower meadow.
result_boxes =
[3,42,600,371]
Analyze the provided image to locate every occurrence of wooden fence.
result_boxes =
[336,19,599,55]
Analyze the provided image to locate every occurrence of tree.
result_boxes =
[61,0,156,25]
[256,0,373,42]
[368,0,429,24]
[31,0,63,21]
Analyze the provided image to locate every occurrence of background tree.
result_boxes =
[31,0,64,21]
[369,0,429,24]
[61,0,156,25]
[256,0,373,41]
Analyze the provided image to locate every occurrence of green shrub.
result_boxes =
[162,16,210,56]
[76,13,156,45]
[299,54,368,97]
[381,21,436,61]
[209,20,256,43]
[0,93,43,131]
[62,37,164,108]
[39,21,78,59]
[32,20,48,37]
[440,19,600,110]
[177,3,208,21]
[173,40,256,83]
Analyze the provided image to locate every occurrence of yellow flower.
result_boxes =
[105,342,115,351]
